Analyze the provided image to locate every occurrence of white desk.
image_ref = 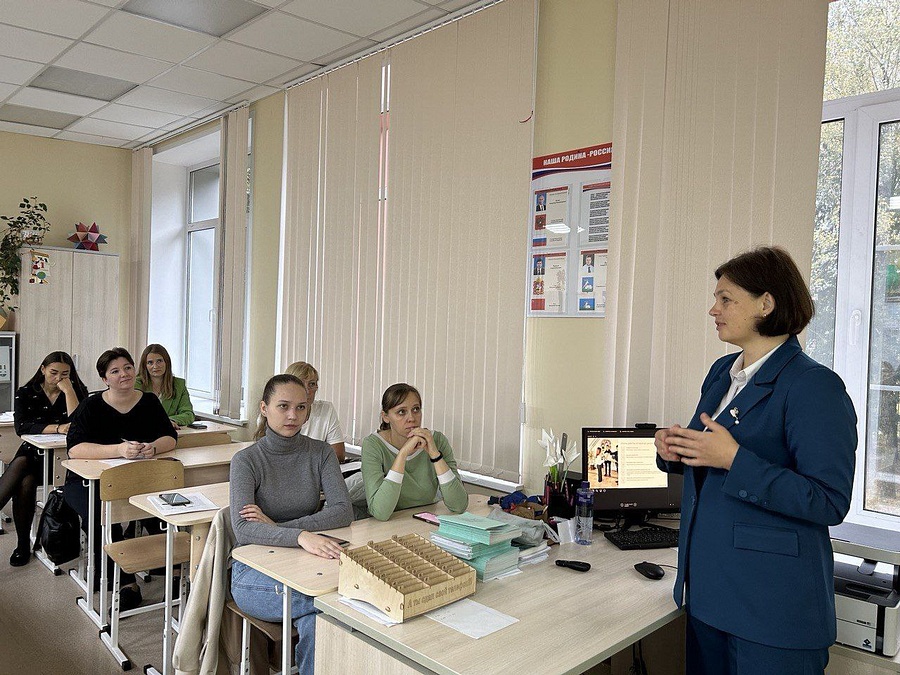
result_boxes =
[130,481,229,675]
[0,420,16,533]
[61,442,249,631]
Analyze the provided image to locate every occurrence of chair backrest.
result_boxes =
[99,458,185,501]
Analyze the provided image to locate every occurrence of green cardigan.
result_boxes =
[362,430,469,521]
[135,375,195,426]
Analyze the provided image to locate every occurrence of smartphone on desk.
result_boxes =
[159,492,191,507]
[319,533,351,547]
[187,422,207,429]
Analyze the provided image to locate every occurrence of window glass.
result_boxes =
[824,0,900,101]
[185,227,216,396]
[190,164,220,223]
[807,120,844,369]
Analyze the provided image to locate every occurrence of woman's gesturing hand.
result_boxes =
[240,504,275,525]
[57,377,75,397]
[298,531,345,559]
[663,413,739,470]
[409,428,438,457]
[655,426,684,463]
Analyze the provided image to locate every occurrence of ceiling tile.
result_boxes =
[122,0,267,37]
[438,0,482,12]
[91,103,182,127]
[368,7,445,43]
[186,41,300,83]
[55,130,128,146]
[82,0,124,6]
[56,43,172,83]
[227,84,279,104]
[162,117,193,131]
[314,38,378,66]
[0,120,59,137]
[267,62,318,86]
[0,56,44,86]
[68,116,153,140]
[85,11,216,63]
[0,104,80,130]
[0,0,111,40]
[115,85,219,116]
[31,66,137,101]
[189,103,230,119]
[10,87,107,116]
[249,0,283,7]
[0,83,19,101]
[148,66,253,100]
[281,0,426,38]
[229,11,354,61]
[0,24,72,63]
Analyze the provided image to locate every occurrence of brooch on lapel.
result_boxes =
[729,407,740,425]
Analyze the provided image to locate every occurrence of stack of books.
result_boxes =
[431,512,522,581]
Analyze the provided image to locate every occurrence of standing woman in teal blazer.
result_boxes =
[656,247,856,674]
[136,344,195,428]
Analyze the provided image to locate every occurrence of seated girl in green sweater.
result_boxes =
[362,383,469,521]
[136,343,195,428]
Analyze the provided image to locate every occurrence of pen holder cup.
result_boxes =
[544,479,574,519]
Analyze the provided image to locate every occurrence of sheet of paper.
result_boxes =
[426,599,518,639]
[339,597,400,626]
[146,492,219,515]
[99,458,154,467]
[21,433,66,444]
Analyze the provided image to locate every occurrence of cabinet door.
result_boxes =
[71,252,119,392]
[17,250,74,384]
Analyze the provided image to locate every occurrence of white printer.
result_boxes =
[830,522,900,657]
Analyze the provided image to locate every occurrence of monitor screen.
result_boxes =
[580,427,682,514]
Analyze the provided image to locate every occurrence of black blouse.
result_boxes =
[66,391,178,453]
[14,384,75,437]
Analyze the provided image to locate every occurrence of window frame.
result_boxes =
[824,87,900,530]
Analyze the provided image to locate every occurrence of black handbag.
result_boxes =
[33,488,82,565]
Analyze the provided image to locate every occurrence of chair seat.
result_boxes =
[104,532,191,574]
[226,600,298,642]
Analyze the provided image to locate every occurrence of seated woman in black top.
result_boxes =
[0,352,88,566]
[65,347,177,609]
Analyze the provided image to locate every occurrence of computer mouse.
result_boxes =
[634,561,665,580]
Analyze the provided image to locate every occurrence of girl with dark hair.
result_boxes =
[230,374,352,675]
[1,351,88,566]
[655,246,856,674]
[64,347,178,609]
[136,343,195,428]
[361,383,468,521]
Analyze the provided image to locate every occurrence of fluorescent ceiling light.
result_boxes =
[123,0,267,37]
[0,104,79,129]
[546,223,570,234]
[31,66,137,101]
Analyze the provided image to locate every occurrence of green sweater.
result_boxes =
[362,430,469,521]
[135,376,195,426]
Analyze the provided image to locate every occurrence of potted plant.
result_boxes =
[0,197,51,318]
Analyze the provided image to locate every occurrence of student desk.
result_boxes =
[61,442,249,630]
[130,481,229,675]
[231,496,496,674]
[174,421,238,448]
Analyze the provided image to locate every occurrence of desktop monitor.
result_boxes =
[580,427,682,523]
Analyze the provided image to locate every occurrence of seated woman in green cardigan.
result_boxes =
[362,383,468,521]
[136,343,195,429]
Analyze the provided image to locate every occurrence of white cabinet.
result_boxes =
[17,247,119,392]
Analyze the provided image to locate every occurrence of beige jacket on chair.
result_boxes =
[174,507,236,675]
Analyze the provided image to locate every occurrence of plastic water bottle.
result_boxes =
[575,481,593,545]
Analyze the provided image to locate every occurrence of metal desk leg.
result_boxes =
[32,448,60,574]
[282,584,292,675]
[145,522,175,675]
[75,478,105,629]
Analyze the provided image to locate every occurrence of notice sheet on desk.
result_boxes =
[426,599,518,639]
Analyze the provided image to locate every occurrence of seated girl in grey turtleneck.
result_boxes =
[229,373,352,675]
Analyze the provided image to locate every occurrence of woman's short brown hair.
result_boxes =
[96,347,134,379]
[715,246,814,337]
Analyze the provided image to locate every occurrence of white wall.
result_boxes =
[149,161,187,374]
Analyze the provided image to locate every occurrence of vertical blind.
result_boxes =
[128,147,152,357]
[279,0,535,482]
[605,0,830,427]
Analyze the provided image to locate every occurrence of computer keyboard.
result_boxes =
[604,525,679,550]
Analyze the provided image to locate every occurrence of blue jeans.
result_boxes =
[231,560,318,675]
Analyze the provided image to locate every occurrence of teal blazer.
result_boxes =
[658,336,856,649]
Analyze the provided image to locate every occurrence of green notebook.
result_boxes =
[437,512,521,545]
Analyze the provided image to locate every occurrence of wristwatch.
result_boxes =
[429,452,443,463]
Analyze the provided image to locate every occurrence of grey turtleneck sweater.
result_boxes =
[230,426,353,547]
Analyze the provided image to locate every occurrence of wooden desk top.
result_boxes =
[21,420,239,451]
[61,441,251,480]
[231,496,491,597]
[316,534,680,675]
[129,482,229,527]
[178,421,236,436]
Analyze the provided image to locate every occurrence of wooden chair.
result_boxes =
[98,459,191,670]
[225,600,298,675]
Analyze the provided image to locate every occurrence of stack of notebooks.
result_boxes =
[430,512,521,581]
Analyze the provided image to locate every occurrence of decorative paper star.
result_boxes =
[67,222,108,251]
